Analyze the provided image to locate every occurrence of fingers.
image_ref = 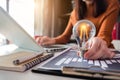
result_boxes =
[38,36,51,46]
[84,37,115,60]
[109,52,115,58]
[35,36,55,46]
[86,40,106,59]
[39,36,49,45]
[85,45,109,59]
[35,36,44,45]
[84,37,100,59]
[84,46,115,60]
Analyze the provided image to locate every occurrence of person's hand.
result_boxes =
[84,37,115,59]
[35,36,56,46]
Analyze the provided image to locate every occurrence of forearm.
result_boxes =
[97,10,119,47]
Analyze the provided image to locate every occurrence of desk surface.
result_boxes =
[0,41,120,80]
[0,65,86,80]
[0,44,86,80]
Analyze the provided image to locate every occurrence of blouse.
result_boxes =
[54,0,120,47]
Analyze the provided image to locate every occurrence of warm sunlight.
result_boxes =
[9,0,34,37]
[0,0,35,46]
[0,44,18,56]
[0,0,6,10]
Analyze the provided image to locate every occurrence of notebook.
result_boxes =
[32,48,120,79]
[0,50,54,72]
[0,7,54,72]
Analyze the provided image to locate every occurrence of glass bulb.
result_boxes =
[73,20,96,58]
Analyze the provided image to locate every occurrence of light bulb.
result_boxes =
[73,20,96,58]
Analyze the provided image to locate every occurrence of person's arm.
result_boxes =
[54,11,75,44]
[35,10,74,46]
[84,0,119,59]
[97,0,119,47]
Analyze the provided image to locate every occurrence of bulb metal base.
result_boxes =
[78,48,88,59]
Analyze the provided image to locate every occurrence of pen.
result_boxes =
[13,53,43,65]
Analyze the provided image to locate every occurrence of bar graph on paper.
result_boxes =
[42,50,120,70]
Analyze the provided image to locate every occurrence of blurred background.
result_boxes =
[0,0,120,47]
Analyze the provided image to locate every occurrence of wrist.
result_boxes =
[51,38,56,44]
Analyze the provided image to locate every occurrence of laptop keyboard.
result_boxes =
[42,50,120,70]
[55,54,120,68]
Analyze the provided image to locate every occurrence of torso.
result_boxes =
[70,0,118,36]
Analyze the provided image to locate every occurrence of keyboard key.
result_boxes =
[72,58,78,62]
[64,58,72,64]
[105,60,112,64]
[117,60,120,63]
[94,60,100,66]
[55,58,66,66]
[88,60,93,64]
[77,58,82,62]
[111,60,117,63]
[100,61,108,68]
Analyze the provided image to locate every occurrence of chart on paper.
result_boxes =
[42,50,120,70]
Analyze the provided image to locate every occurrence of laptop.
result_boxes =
[0,7,44,55]
[0,7,68,56]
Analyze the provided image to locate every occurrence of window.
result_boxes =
[9,0,34,36]
[0,0,34,45]
[0,0,34,36]
[0,0,7,11]
[0,0,8,45]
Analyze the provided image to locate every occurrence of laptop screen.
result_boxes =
[0,7,44,53]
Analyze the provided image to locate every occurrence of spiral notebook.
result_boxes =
[0,50,54,72]
[0,7,54,72]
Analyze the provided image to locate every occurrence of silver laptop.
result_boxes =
[0,7,44,54]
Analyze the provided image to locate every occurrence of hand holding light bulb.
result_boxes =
[73,20,115,59]
[73,20,96,58]
[84,37,115,59]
